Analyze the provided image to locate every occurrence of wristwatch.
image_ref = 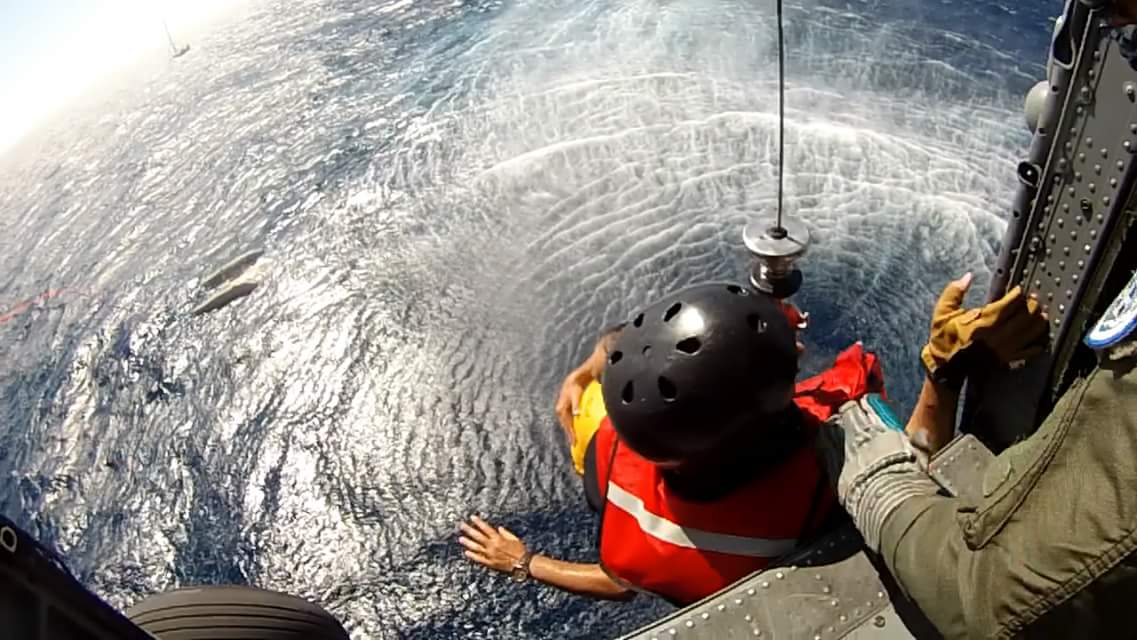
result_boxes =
[511,550,534,583]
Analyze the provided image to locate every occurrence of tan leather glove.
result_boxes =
[921,273,1049,388]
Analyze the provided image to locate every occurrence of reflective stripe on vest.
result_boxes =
[604,481,799,558]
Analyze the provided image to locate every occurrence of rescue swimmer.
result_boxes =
[457,282,885,605]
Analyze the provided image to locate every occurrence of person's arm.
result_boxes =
[458,515,633,600]
[529,555,633,600]
[905,376,961,456]
[555,324,626,444]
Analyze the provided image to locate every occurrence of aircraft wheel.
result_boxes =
[125,585,349,639]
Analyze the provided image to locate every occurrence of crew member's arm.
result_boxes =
[458,515,633,600]
[913,273,1046,456]
[904,377,961,456]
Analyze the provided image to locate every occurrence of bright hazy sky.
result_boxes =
[0,0,244,153]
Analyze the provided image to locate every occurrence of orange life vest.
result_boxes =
[594,343,885,605]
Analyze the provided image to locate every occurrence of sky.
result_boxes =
[0,0,245,154]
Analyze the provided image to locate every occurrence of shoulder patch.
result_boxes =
[1085,269,1137,349]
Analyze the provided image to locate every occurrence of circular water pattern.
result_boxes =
[0,0,1057,637]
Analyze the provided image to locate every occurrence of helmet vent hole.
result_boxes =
[663,302,682,322]
[621,381,635,404]
[642,345,652,356]
[676,337,701,354]
[633,313,644,328]
[609,350,623,365]
[726,284,748,296]
[747,314,768,333]
[658,376,677,401]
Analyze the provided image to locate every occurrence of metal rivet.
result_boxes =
[1063,203,1070,211]
[831,599,839,607]
[1091,229,1097,238]
[822,586,831,594]
[776,572,785,580]
[1075,171,1082,181]
[1057,218,1064,227]
[1079,152,1087,161]
[761,582,770,589]
[1068,187,1076,196]
[1063,246,1071,255]
[1066,141,1074,151]
[1048,291,1054,300]
[686,621,694,628]
[1059,261,1066,269]
[814,635,822,640]
[1089,183,1096,193]
[828,628,835,634]
[1119,160,1126,170]
[878,591,885,599]
[1071,230,1078,239]
[752,630,761,637]
[745,615,752,622]
[788,566,797,572]
[701,613,709,620]
[1111,178,1119,187]
[814,574,822,581]
[735,598,743,605]
[1047,194,1055,203]
[1067,290,1073,299]
[668,630,677,636]
[840,615,847,622]
[1073,273,1080,282]
[1126,141,1133,152]
[1087,137,1094,146]
[1059,304,1066,313]
[854,609,861,617]
[717,604,726,611]
[1102,148,1109,157]
[1131,124,1137,134]
[1079,259,1086,268]
[1094,164,1102,174]
[1035,280,1042,287]
[874,616,887,628]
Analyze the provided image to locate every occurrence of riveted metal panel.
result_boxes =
[966,7,1137,450]
[927,434,997,503]
[619,525,916,640]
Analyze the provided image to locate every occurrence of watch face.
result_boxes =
[510,567,527,582]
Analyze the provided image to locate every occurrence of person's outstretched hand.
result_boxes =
[922,273,1049,388]
[458,515,527,574]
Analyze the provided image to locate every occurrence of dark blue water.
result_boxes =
[0,0,1059,637]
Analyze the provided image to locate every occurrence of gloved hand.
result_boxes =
[921,273,1049,389]
[818,394,939,552]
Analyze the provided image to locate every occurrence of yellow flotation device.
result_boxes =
[571,380,608,475]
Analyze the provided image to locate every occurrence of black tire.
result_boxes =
[124,585,349,639]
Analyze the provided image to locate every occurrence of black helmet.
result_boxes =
[601,282,798,463]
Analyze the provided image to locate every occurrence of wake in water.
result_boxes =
[0,0,1054,637]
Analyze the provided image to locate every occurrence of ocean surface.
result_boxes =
[0,0,1058,637]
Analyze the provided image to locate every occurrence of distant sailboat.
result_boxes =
[163,20,191,58]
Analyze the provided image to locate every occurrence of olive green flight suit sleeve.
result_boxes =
[879,357,1137,639]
